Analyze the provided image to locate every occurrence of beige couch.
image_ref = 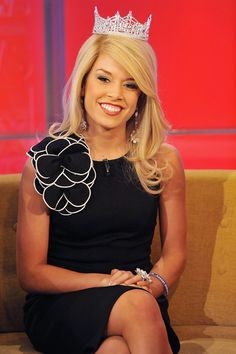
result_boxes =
[0,171,236,353]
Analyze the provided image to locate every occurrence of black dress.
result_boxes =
[24,135,180,354]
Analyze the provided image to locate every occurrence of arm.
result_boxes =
[149,144,187,297]
[16,159,111,294]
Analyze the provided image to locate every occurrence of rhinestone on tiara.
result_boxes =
[93,6,152,41]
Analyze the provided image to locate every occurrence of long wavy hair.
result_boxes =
[49,34,171,194]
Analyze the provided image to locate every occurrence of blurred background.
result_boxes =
[0,0,235,173]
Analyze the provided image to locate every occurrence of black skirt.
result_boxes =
[24,286,180,354]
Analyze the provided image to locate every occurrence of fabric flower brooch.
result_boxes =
[27,135,96,216]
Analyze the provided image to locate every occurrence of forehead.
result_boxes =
[91,54,132,79]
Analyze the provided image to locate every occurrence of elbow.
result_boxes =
[17,273,33,293]
[17,268,40,293]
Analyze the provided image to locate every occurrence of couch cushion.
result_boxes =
[180,338,236,354]
[168,170,236,327]
[175,325,236,353]
[174,324,236,341]
[0,174,26,332]
[0,332,39,353]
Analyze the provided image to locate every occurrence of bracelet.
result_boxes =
[149,272,169,297]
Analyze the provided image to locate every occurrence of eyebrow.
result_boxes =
[95,69,135,81]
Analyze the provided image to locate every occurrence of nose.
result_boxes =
[107,83,123,100]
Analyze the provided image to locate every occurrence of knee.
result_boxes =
[123,290,162,323]
[95,336,130,354]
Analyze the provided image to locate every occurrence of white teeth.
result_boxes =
[100,103,121,113]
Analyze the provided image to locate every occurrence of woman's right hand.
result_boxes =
[102,269,152,293]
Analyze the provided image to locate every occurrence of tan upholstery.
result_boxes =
[152,170,236,353]
[0,171,236,353]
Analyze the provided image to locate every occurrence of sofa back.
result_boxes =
[0,171,236,334]
[0,174,24,332]
[152,170,236,331]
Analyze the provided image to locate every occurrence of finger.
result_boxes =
[111,268,119,275]
[124,274,142,285]
[136,281,152,294]
[141,286,148,291]
[111,271,133,284]
[134,284,152,293]
[109,270,133,285]
[136,280,152,287]
[144,286,153,294]
[110,270,125,282]
[121,283,141,288]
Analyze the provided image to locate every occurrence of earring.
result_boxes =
[130,110,139,144]
[80,118,87,131]
[80,96,87,131]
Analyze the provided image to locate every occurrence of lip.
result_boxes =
[98,102,124,116]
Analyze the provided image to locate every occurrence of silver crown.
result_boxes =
[93,6,152,41]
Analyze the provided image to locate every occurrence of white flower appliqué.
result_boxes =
[27,135,96,216]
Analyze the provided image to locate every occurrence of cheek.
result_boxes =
[84,86,97,109]
[85,81,103,101]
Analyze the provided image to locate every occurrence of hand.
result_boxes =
[108,268,135,285]
[134,280,153,294]
[107,269,153,294]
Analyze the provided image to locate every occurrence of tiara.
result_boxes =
[92,6,152,41]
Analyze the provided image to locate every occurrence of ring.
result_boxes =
[135,268,152,283]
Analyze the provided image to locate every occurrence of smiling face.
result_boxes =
[83,54,141,134]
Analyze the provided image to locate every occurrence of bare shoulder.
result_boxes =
[158,142,184,175]
[20,158,36,191]
[158,143,185,191]
[22,158,35,176]
[158,143,183,167]
[20,159,48,213]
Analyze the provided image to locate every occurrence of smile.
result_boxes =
[100,103,122,114]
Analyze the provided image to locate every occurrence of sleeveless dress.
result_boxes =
[23,135,180,354]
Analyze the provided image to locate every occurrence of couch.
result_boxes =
[0,171,235,353]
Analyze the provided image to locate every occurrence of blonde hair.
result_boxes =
[49,34,171,194]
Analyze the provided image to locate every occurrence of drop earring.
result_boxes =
[130,110,139,144]
[80,119,87,131]
[80,97,87,131]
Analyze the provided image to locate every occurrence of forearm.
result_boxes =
[18,264,110,294]
[150,251,186,298]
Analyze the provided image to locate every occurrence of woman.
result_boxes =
[16,7,186,354]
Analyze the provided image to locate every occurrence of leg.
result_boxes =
[107,289,172,354]
[25,290,133,354]
[95,336,130,354]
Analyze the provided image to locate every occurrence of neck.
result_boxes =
[83,127,128,161]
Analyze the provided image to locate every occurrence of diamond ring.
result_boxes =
[135,268,152,283]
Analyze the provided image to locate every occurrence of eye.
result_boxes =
[125,82,139,90]
[97,75,110,83]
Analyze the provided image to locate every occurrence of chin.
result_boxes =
[94,120,125,131]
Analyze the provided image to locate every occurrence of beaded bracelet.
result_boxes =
[149,272,169,297]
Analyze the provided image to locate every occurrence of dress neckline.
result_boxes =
[92,155,127,163]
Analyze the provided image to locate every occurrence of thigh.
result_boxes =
[106,288,162,336]
[95,336,130,354]
[24,287,137,354]
[25,291,112,353]
[25,292,92,353]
